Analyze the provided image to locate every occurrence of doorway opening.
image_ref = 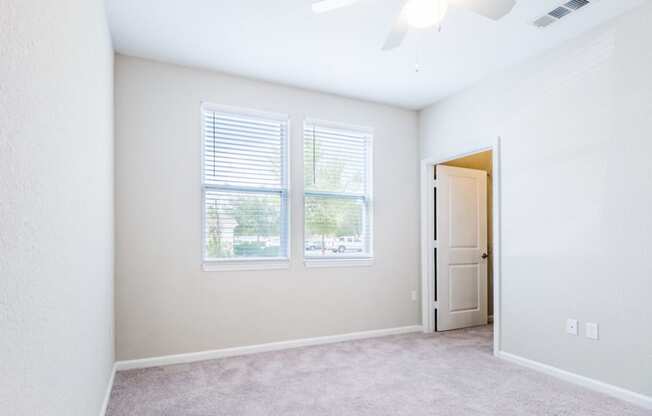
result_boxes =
[420,142,501,355]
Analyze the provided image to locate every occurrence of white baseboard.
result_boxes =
[99,363,116,416]
[115,325,422,371]
[497,351,652,410]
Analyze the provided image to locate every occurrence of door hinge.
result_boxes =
[433,301,439,310]
[433,179,439,188]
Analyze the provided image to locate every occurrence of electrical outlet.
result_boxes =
[411,290,417,301]
[566,319,578,336]
[586,322,599,340]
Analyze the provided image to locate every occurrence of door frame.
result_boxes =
[420,137,502,356]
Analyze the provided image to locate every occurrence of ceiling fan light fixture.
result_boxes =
[404,0,448,29]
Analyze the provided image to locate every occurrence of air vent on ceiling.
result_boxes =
[533,0,594,28]
[549,6,572,19]
[564,0,590,10]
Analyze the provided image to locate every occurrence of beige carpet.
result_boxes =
[107,326,650,415]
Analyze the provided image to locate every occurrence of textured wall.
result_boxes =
[420,4,652,396]
[0,1,114,415]
[114,55,420,360]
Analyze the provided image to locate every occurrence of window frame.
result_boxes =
[200,102,291,271]
[302,118,374,268]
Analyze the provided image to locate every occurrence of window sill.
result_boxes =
[304,257,374,268]
[203,258,290,272]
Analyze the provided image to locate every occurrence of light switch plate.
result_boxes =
[586,322,599,340]
[566,319,578,336]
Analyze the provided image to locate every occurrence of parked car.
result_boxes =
[330,236,363,253]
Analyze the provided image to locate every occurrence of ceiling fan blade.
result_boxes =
[447,0,516,20]
[381,17,409,50]
[381,0,410,51]
[312,0,361,13]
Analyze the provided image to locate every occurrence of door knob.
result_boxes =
[481,253,489,259]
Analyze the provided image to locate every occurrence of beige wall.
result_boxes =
[114,55,421,360]
[442,151,493,316]
[420,3,652,396]
[0,1,114,414]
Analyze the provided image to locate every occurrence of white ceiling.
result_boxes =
[107,0,645,109]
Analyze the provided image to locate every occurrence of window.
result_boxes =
[303,120,373,264]
[202,104,289,269]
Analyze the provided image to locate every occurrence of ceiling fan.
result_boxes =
[312,0,517,50]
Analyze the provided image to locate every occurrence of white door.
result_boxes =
[435,165,488,331]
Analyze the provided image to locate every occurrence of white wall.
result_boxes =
[114,55,420,360]
[0,1,114,415]
[420,4,652,397]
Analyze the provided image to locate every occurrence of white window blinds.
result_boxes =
[202,106,289,261]
[303,121,372,258]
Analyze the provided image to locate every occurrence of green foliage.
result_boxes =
[206,196,281,258]
[305,197,338,237]
[232,197,280,240]
[305,197,362,238]
[305,136,364,245]
[206,205,231,258]
[337,200,362,237]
